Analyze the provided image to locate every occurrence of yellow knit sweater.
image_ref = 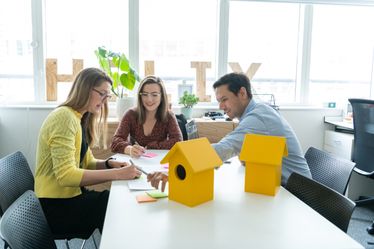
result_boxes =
[35,106,97,198]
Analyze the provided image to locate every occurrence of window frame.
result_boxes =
[3,0,374,106]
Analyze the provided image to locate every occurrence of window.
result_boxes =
[139,0,218,104]
[44,0,129,101]
[2,0,374,107]
[0,0,33,103]
[309,4,374,106]
[228,1,301,104]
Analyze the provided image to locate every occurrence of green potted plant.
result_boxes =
[179,91,199,119]
[95,46,141,118]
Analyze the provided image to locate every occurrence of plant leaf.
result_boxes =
[95,46,141,94]
[95,50,111,77]
[119,73,129,89]
[112,72,119,89]
[119,54,130,72]
[97,46,108,58]
[126,72,136,90]
[112,56,119,67]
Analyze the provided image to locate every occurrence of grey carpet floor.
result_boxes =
[348,204,374,249]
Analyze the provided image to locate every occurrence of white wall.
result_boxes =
[0,105,342,174]
[0,106,51,174]
[279,107,343,152]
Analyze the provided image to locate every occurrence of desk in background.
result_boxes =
[100,155,363,249]
[323,116,354,160]
[193,118,238,143]
[324,116,353,133]
[324,116,374,201]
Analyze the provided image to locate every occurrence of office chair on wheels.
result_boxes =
[348,98,374,235]
[285,172,355,232]
[176,114,188,141]
[304,146,355,195]
[185,120,199,140]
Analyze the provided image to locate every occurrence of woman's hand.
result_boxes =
[109,160,129,169]
[116,165,142,180]
[126,145,146,158]
[147,172,168,192]
[81,162,141,186]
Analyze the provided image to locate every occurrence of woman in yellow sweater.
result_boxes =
[35,68,141,239]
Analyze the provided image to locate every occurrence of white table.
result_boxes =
[101,152,363,249]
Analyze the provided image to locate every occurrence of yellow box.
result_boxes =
[239,134,288,196]
[161,137,222,207]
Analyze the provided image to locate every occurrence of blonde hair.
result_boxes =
[60,67,112,148]
[136,75,169,124]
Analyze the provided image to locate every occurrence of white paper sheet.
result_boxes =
[127,178,155,191]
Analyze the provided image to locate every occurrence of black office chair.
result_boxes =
[285,172,356,232]
[305,147,355,195]
[185,120,199,140]
[349,98,374,234]
[176,114,188,140]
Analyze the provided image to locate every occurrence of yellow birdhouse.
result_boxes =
[239,134,288,196]
[160,137,222,207]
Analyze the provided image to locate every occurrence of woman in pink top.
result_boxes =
[111,75,183,157]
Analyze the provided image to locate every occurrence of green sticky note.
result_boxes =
[146,190,168,198]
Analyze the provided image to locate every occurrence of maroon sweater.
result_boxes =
[111,109,183,153]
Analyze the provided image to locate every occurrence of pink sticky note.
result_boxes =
[142,152,157,158]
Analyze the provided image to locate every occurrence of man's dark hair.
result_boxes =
[213,72,252,99]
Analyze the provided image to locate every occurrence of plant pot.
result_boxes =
[116,97,135,120]
[181,107,193,119]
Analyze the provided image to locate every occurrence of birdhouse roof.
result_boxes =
[239,134,288,165]
[160,137,222,173]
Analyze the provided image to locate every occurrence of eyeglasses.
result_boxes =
[139,92,161,98]
[92,88,112,100]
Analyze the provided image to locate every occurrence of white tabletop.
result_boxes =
[101,153,363,249]
[324,116,354,130]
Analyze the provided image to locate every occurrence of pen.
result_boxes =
[134,141,147,153]
[129,159,148,175]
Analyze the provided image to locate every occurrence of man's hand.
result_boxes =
[147,172,168,192]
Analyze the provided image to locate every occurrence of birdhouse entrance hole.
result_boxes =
[176,165,186,180]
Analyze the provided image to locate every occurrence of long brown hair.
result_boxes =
[136,75,169,124]
[60,67,112,148]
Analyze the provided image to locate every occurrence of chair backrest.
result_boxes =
[0,151,34,215]
[285,173,355,232]
[349,98,374,177]
[305,147,355,195]
[176,114,188,140]
[185,120,199,140]
[0,190,57,249]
